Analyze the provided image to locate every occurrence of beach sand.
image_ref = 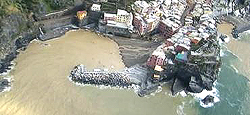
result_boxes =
[0,30,195,115]
[217,22,250,78]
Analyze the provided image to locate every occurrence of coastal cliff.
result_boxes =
[0,0,78,73]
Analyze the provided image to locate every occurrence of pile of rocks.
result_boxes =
[69,65,131,88]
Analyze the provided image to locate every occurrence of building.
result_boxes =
[133,1,150,14]
[77,11,87,20]
[104,13,116,22]
[99,9,133,37]
[147,55,157,68]
[175,51,188,62]
[165,39,174,47]
[105,21,131,37]
[133,15,147,35]
[191,37,202,45]
[158,20,174,38]
[116,9,130,23]
[153,65,164,80]
[175,44,190,53]
[91,4,101,11]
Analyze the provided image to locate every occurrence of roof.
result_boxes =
[117,9,129,16]
[134,1,150,8]
[149,1,159,7]
[155,65,164,71]
[91,4,101,8]
[193,37,202,41]
[104,13,116,18]
[178,43,190,50]
[200,33,210,39]
[107,21,128,29]
[176,52,188,62]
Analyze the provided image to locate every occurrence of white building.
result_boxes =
[91,4,101,11]
[134,1,150,14]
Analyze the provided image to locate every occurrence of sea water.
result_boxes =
[0,30,249,115]
[196,43,250,115]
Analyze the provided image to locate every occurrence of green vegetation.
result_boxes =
[0,0,74,17]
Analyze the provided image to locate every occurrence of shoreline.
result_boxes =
[217,22,250,79]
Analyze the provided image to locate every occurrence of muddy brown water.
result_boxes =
[0,30,196,115]
[218,22,250,78]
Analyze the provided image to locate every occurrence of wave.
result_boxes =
[189,85,220,108]
[177,102,186,115]
[68,76,142,94]
[230,65,239,73]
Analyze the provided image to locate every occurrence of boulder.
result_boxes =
[201,74,213,90]
[188,76,203,93]
[202,95,214,105]
[171,78,186,95]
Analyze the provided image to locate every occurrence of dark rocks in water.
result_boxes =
[231,27,239,38]
[171,78,186,95]
[201,75,213,91]
[0,78,10,92]
[202,95,214,105]
[188,76,203,93]
[219,34,227,42]
[138,84,159,97]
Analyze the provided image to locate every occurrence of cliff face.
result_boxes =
[0,0,77,72]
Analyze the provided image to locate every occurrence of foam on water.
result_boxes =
[177,102,186,115]
[68,76,142,95]
[225,48,243,62]
[230,64,239,73]
[220,49,225,57]
[0,77,12,93]
[150,86,163,96]
[189,86,220,108]
[180,91,187,97]
[0,61,16,76]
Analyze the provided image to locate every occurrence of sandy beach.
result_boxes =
[217,22,250,78]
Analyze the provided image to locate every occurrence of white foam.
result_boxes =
[0,61,16,76]
[180,90,187,97]
[230,64,239,73]
[224,36,230,43]
[226,49,243,62]
[150,86,163,96]
[189,87,220,108]
[220,50,225,57]
[0,77,12,93]
[177,102,186,115]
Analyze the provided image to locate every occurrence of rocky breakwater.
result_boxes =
[69,64,163,97]
[69,65,132,88]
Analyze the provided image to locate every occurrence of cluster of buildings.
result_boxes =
[146,1,219,82]
[132,0,186,37]
[99,9,133,36]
